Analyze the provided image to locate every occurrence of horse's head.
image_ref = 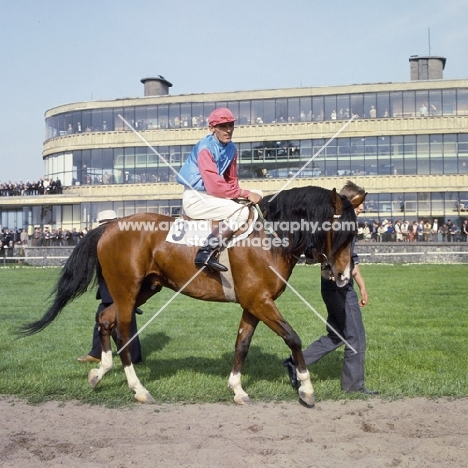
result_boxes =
[305,188,366,287]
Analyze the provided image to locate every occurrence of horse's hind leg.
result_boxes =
[88,306,115,388]
[115,306,156,403]
[228,309,259,405]
[114,315,155,404]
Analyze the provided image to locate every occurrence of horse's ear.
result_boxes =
[351,192,367,209]
[331,188,343,216]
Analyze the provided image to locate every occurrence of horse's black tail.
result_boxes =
[16,225,107,337]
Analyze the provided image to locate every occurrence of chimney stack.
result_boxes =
[409,56,446,81]
[141,76,173,96]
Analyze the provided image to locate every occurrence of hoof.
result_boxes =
[88,369,101,389]
[298,391,315,408]
[233,394,252,405]
[135,392,156,404]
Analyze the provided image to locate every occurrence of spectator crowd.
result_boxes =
[0,178,62,196]
[2,218,468,264]
[357,218,468,243]
[0,226,88,262]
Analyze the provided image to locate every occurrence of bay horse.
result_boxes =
[18,186,363,408]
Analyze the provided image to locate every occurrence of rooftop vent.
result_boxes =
[409,55,446,80]
[140,75,173,96]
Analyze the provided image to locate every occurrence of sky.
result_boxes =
[1,0,468,182]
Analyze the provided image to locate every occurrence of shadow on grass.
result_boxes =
[309,351,344,382]
[140,331,171,356]
[138,331,344,384]
[141,342,285,382]
[67,335,346,405]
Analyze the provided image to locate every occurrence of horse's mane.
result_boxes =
[258,186,355,256]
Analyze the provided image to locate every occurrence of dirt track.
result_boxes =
[1,396,467,467]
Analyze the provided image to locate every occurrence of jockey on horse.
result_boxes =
[177,107,263,272]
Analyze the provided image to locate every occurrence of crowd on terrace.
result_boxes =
[0,226,88,262]
[358,218,468,243]
[0,179,62,196]
[1,218,467,263]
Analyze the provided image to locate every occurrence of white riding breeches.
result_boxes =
[182,189,262,231]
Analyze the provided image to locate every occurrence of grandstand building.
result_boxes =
[1,55,468,233]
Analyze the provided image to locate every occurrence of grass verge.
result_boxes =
[1,264,466,406]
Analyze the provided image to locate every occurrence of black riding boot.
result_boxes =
[194,224,234,272]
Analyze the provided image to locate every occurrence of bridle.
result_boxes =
[303,210,343,275]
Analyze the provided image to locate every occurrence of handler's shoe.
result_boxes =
[345,387,379,395]
[77,355,100,363]
[359,388,379,395]
[282,356,299,389]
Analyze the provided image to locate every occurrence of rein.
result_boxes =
[253,204,279,238]
[231,199,279,238]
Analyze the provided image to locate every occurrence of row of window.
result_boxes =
[2,191,468,232]
[44,133,468,186]
[1,201,183,233]
[45,88,468,139]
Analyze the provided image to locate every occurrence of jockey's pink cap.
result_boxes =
[208,108,236,126]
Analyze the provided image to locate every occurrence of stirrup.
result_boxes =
[205,257,228,272]
[195,251,228,272]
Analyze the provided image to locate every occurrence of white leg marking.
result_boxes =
[124,365,155,403]
[296,369,315,407]
[228,372,251,405]
[100,350,113,371]
[88,350,113,388]
[297,369,314,395]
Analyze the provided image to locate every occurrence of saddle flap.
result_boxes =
[166,206,258,247]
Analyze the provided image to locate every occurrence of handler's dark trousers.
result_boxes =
[88,280,142,364]
[89,311,142,364]
[301,280,366,392]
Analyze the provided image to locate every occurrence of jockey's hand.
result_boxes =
[247,192,262,204]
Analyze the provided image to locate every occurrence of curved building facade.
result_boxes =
[1,58,468,233]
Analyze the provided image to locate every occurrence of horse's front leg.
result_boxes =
[88,306,115,389]
[282,325,315,408]
[255,300,315,408]
[228,309,259,405]
[290,355,315,408]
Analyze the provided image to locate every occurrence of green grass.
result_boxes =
[1,264,467,407]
